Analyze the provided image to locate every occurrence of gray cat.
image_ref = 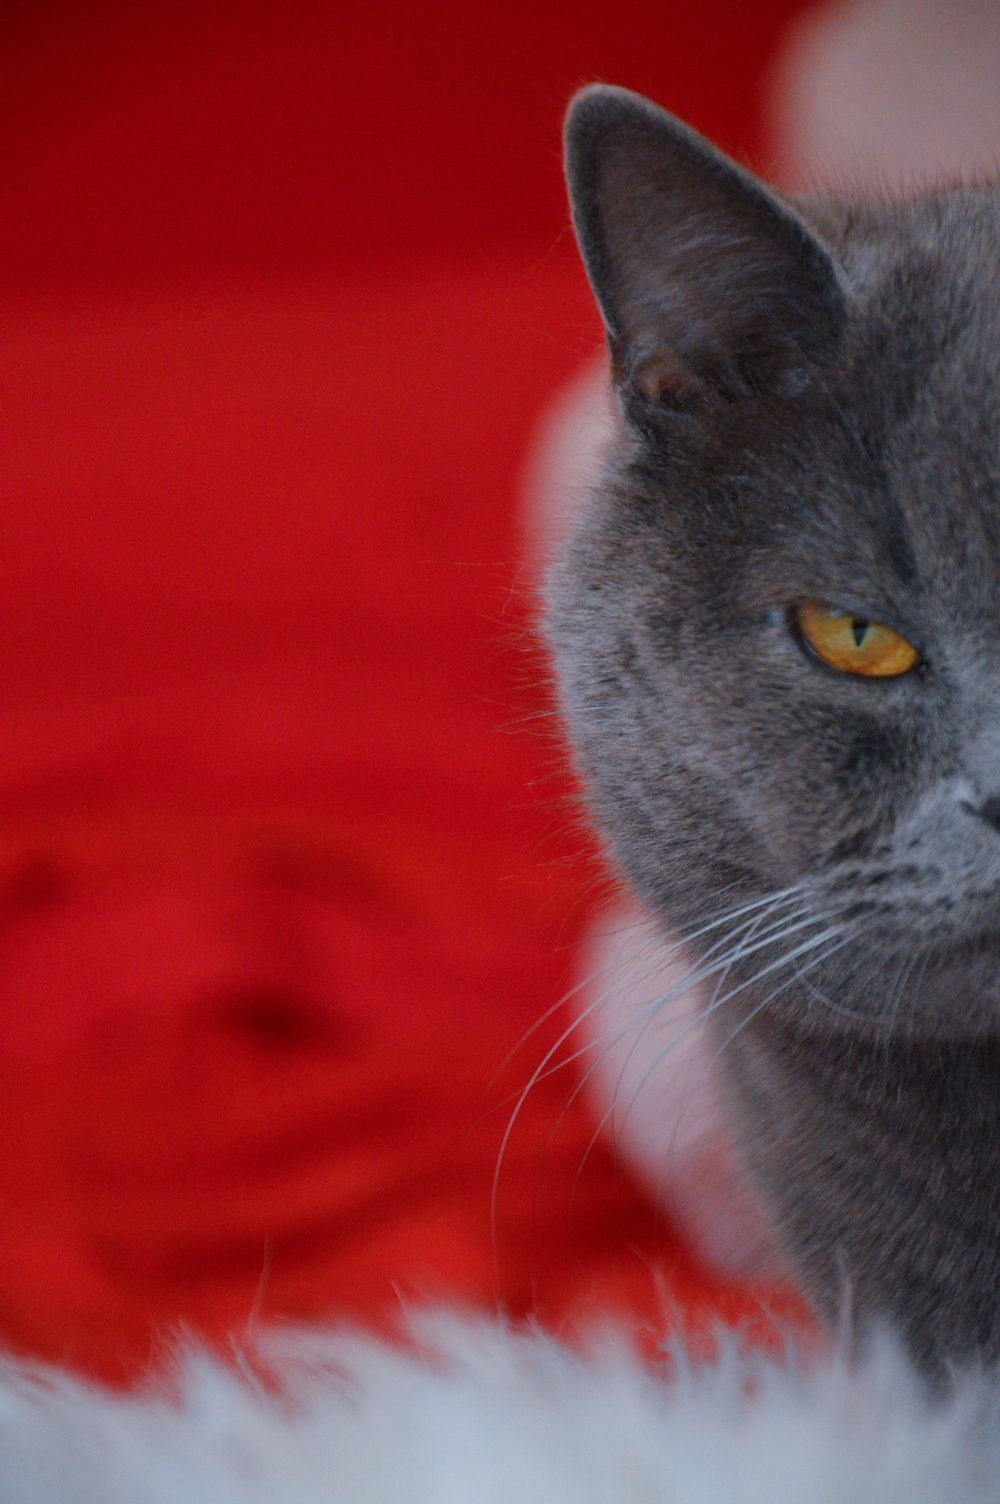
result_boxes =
[548,83,1000,1380]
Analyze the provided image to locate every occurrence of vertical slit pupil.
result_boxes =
[851,618,869,647]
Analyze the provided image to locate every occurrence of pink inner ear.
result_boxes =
[616,343,706,407]
[634,351,695,404]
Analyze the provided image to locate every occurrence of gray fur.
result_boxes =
[550,84,1000,1379]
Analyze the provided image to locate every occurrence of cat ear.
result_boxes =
[564,85,846,415]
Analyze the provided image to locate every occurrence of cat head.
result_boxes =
[549,85,1000,1038]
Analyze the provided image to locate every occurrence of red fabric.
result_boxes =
[1,0,811,1382]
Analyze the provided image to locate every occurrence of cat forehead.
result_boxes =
[814,188,1000,366]
[598,184,1000,610]
[781,190,1000,579]
[809,186,1000,279]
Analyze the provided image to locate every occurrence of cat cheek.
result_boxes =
[837,724,906,781]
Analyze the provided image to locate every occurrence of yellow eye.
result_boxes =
[795,601,920,678]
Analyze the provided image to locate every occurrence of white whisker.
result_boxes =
[708,932,854,1067]
[557,901,823,1140]
[491,882,818,1255]
[569,913,853,1196]
[604,897,812,1160]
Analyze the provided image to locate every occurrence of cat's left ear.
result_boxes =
[564,85,846,416]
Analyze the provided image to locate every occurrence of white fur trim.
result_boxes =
[0,1318,997,1501]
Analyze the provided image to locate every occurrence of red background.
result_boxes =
[2,0,811,1380]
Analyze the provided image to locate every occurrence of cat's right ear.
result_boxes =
[564,85,846,418]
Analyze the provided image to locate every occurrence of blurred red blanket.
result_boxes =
[1,0,808,1380]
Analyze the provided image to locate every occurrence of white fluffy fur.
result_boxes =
[1,1318,998,1502]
